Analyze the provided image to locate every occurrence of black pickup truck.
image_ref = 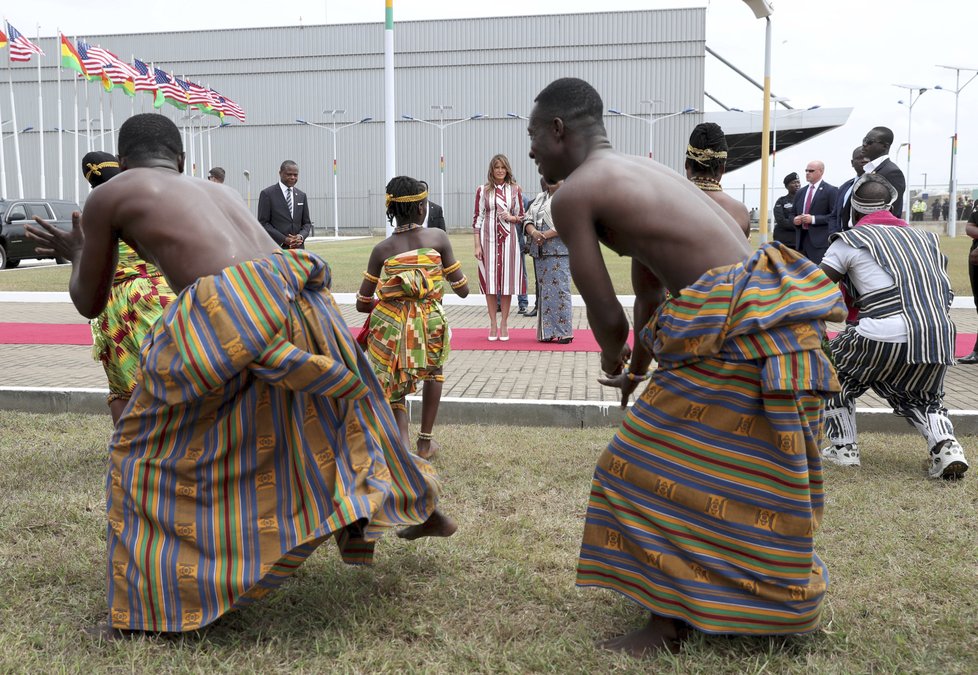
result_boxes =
[0,198,80,269]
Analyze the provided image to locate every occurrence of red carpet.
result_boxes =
[3,322,977,357]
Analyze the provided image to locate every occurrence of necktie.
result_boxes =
[803,185,814,229]
[286,187,294,218]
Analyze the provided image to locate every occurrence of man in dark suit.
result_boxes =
[419,181,446,231]
[861,126,906,218]
[257,160,313,249]
[828,146,868,234]
[792,160,838,263]
[425,202,446,231]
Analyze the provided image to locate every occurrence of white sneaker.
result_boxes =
[928,439,970,480]
[821,443,861,467]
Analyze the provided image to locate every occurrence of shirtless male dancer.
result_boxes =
[527,78,844,657]
[28,113,455,638]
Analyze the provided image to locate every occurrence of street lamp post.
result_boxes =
[894,84,936,222]
[742,0,775,243]
[402,108,486,211]
[936,64,978,236]
[297,111,372,238]
[607,105,697,159]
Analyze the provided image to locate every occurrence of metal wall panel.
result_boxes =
[5,9,704,232]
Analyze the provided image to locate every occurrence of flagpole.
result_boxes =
[73,64,79,204]
[84,66,92,155]
[108,90,116,154]
[36,24,45,198]
[57,32,65,200]
[384,0,395,236]
[98,83,105,151]
[0,50,6,199]
[9,54,25,198]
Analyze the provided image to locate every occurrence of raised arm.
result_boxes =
[25,192,118,319]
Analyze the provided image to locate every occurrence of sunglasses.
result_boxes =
[805,169,817,172]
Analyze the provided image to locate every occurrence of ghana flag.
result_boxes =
[60,34,86,75]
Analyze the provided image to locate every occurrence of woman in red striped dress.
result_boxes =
[472,154,525,341]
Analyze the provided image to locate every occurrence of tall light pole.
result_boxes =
[401,109,485,210]
[894,84,935,222]
[936,64,978,236]
[297,110,372,239]
[607,105,696,159]
[742,0,775,243]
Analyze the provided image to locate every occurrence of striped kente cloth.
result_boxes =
[831,225,955,364]
[366,248,450,402]
[106,250,440,632]
[91,242,175,401]
[577,243,846,635]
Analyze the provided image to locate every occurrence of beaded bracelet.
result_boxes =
[355,292,374,304]
[624,367,652,382]
[449,274,468,289]
[362,270,380,283]
[443,260,462,275]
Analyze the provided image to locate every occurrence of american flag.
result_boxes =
[153,68,187,102]
[76,41,104,76]
[88,46,137,86]
[185,80,216,109]
[132,59,156,92]
[173,76,203,105]
[210,89,246,122]
[7,22,44,62]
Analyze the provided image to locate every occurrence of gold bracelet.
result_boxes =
[356,292,374,304]
[362,270,380,283]
[443,260,462,275]
[449,275,468,289]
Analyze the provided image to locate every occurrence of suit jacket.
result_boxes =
[792,180,839,253]
[828,176,857,234]
[425,201,446,231]
[868,157,905,218]
[257,183,312,248]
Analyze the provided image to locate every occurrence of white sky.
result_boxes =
[12,1,978,203]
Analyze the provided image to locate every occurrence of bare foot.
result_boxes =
[396,509,458,540]
[417,437,440,460]
[598,615,690,658]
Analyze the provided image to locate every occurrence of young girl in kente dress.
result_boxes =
[356,176,469,459]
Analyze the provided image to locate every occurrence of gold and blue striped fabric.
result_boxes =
[366,248,450,402]
[577,243,846,635]
[90,242,175,400]
[105,250,441,632]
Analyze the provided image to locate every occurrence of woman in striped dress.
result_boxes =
[472,154,525,341]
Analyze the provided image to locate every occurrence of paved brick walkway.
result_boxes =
[4,298,978,411]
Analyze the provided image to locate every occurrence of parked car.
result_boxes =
[0,198,80,269]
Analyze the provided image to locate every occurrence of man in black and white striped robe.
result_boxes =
[818,174,970,480]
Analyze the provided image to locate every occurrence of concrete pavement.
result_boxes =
[3,295,978,434]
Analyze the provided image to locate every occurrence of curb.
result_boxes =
[5,387,978,436]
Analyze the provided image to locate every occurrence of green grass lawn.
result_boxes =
[7,233,972,298]
[1,412,976,673]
